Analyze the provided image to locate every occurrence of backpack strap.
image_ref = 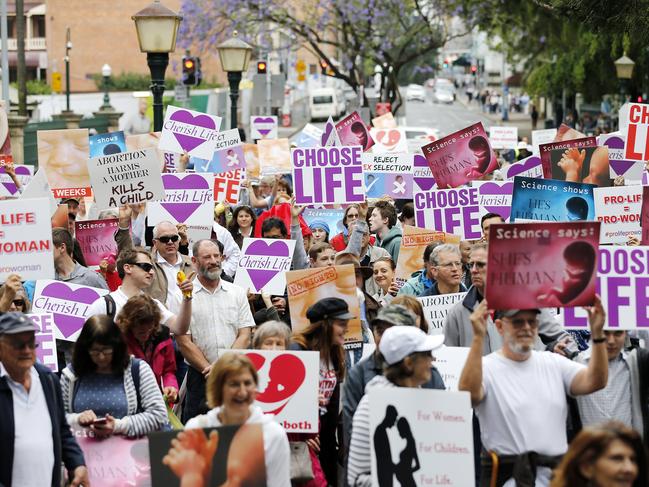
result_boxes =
[130,358,142,413]
[104,294,117,320]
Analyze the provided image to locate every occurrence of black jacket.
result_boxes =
[0,362,85,487]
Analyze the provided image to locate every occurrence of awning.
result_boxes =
[7,51,42,68]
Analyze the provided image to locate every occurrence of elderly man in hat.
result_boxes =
[459,298,609,487]
[0,312,88,487]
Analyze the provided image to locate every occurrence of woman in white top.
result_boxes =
[172,353,290,487]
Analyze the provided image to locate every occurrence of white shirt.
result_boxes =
[157,252,183,314]
[87,286,175,324]
[0,364,54,487]
[189,278,254,363]
[477,351,584,457]
[213,221,241,278]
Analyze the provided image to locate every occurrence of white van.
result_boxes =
[309,87,344,121]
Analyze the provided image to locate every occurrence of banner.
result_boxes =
[369,388,474,487]
[88,148,165,208]
[89,131,126,157]
[504,155,544,180]
[28,313,58,372]
[531,128,557,155]
[286,265,362,348]
[294,123,323,148]
[599,132,644,180]
[472,181,514,222]
[251,115,278,140]
[147,172,213,226]
[413,154,436,191]
[302,208,345,238]
[623,102,649,162]
[192,128,245,173]
[258,138,291,175]
[395,225,460,288]
[594,185,642,244]
[336,111,375,151]
[149,424,266,487]
[362,153,414,199]
[486,221,600,309]
[413,184,486,240]
[32,280,109,341]
[37,128,92,199]
[292,146,365,205]
[643,186,649,245]
[432,346,470,391]
[75,218,120,269]
[243,144,260,181]
[549,146,611,187]
[0,197,54,282]
[372,111,397,129]
[423,122,497,189]
[234,237,296,295]
[0,164,34,197]
[539,136,596,179]
[214,169,242,205]
[418,292,467,335]
[488,126,518,149]
[510,176,595,223]
[159,105,221,159]
[369,128,408,153]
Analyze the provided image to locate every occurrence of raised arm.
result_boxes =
[458,299,488,406]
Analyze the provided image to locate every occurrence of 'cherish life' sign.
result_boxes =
[292,146,364,205]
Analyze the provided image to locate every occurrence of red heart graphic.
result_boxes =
[376,129,402,151]
[246,352,306,414]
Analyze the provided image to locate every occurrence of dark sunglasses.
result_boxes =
[157,235,180,244]
[12,299,25,307]
[4,338,38,350]
[130,262,154,272]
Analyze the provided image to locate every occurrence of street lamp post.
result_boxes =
[64,27,71,112]
[132,0,182,132]
[101,63,112,110]
[614,53,635,130]
[217,32,252,130]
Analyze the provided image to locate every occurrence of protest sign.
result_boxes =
[554,124,587,142]
[486,221,600,309]
[0,197,54,282]
[243,143,260,181]
[234,237,295,295]
[369,388,474,487]
[0,101,10,156]
[423,122,497,189]
[371,111,397,129]
[240,349,319,433]
[32,280,109,341]
[413,153,436,191]
[642,187,649,245]
[370,127,408,153]
[147,172,213,227]
[504,155,544,180]
[321,116,342,147]
[362,153,414,199]
[302,208,345,238]
[433,346,470,391]
[20,169,58,216]
[395,225,459,288]
[473,181,514,222]
[258,138,292,176]
[88,148,165,208]
[250,115,278,140]
[413,184,485,240]
[192,128,244,173]
[89,131,126,157]
[510,176,595,223]
[624,102,649,162]
[418,292,467,335]
[125,132,180,173]
[560,246,649,329]
[37,128,92,199]
[214,169,242,205]
[539,136,596,179]
[294,123,323,148]
[0,154,11,166]
[75,218,120,269]
[598,132,645,180]
[159,105,221,159]
[286,265,362,348]
[549,146,612,187]
[336,111,375,151]
[28,313,58,372]
[531,128,558,155]
[74,427,151,487]
[149,424,266,487]
[292,146,364,205]
[489,126,518,149]
[594,185,642,244]
[0,164,34,197]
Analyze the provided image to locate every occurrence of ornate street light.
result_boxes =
[217,31,252,130]
[100,64,112,110]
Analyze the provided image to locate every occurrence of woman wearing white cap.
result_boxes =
[347,326,444,487]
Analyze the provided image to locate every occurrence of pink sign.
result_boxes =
[214,168,242,205]
[28,313,58,372]
[422,122,497,189]
[539,136,596,179]
[335,111,374,151]
[75,218,120,269]
[486,221,601,309]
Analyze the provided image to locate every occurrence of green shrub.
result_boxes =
[10,80,52,95]
[92,72,177,91]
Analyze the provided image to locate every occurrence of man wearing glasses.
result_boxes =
[0,312,89,487]
[419,244,468,297]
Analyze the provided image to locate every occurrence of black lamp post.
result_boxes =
[100,63,112,110]
[217,32,252,130]
[132,0,182,132]
[64,27,71,112]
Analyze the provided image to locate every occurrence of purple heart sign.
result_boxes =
[476,182,514,221]
[235,238,295,294]
[253,116,277,138]
[505,155,543,180]
[161,106,221,159]
[159,173,212,223]
[0,165,31,195]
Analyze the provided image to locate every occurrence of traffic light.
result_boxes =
[471,65,477,75]
[182,56,197,86]
[320,60,328,75]
[257,61,267,74]
[443,58,449,69]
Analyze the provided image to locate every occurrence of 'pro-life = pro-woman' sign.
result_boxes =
[292,146,365,205]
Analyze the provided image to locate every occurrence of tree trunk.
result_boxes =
[15,0,26,116]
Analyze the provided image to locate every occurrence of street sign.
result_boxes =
[296,59,306,73]
[252,74,286,109]
[174,84,189,103]
[51,72,62,93]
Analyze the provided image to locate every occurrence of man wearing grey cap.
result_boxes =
[458,299,609,487]
[0,312,88,487]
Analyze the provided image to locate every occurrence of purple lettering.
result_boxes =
[463,205,482,239]
[344,166,364,202]
[606,277,630,327]
[293,168,312,204]
[444,207,461,234]
[324,167,343,201]
[635,277,649,327]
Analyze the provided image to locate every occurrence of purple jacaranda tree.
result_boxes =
[178,0,454,114]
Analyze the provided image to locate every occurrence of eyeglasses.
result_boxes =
[12,299,25,308]
[469,261,487,270]
[130,262,154,273]
[503,317,539,328]
[88,347,114,357]
[436,261,462,269]
[3,338,38,350]
[156,235,180,244]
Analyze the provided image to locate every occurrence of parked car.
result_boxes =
[406,84,426,102]
[433,85,455,104]
[309,87,345,121]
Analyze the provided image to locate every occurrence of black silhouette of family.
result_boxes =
[374,405,420,487]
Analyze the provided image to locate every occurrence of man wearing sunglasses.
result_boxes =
[0,312,89,487]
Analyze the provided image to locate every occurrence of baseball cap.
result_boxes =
[496,309,541,319]
[371,304,417,329]
[60,197,80,204]
[379,326,444,365]
[306,297,356,322]
[0,312,39,335]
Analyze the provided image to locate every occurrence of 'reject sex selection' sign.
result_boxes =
[292,146,364,205]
